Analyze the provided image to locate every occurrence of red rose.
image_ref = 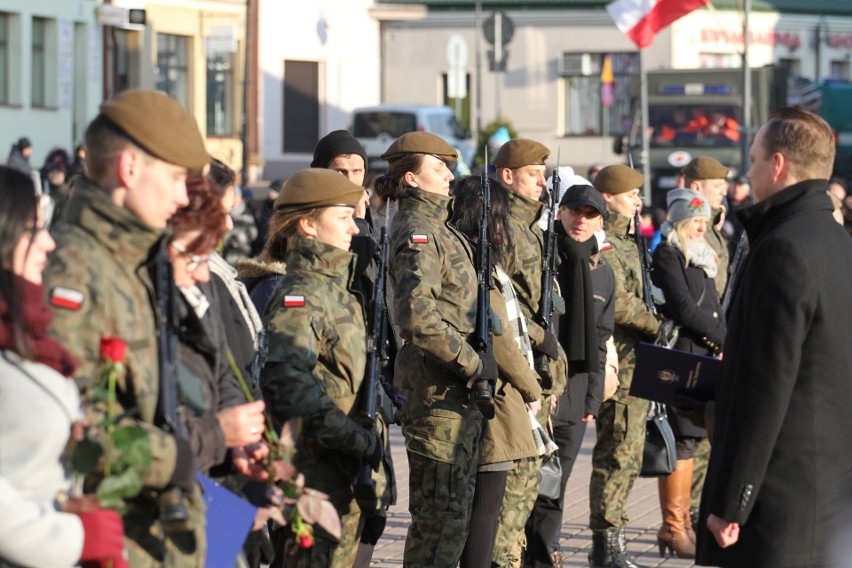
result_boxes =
[297,532,314,549]
[99,337,127,364]
[690,197,704,209]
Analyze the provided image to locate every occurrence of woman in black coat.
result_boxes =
[650,188,726,559]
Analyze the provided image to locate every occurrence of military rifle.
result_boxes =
[155,242,193,544]
[721,232,748,313]
[354,214,390,513]
[634,211,657,316]
[533,153,561,388]
[472,151,495,419]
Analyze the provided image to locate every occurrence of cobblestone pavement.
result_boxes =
[370,424,700,567]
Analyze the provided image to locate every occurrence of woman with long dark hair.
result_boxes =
[373,133,498,566]
[451,175,543,568]
[0,166,126,567]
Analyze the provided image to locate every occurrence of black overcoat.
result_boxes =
[651,240,726,437]
[696,180,852,568]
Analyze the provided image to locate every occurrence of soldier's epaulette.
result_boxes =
[282,295,306,307]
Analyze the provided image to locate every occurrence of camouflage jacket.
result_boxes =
[388,189,481,421]
[44,177,203,567]
[706,207,730,299]
[601,214,661,373]
[45,177,184,491]
[505,190,546,346]
[260,237,377,508]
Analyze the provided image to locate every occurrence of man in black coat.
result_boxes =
[697,108,852,567]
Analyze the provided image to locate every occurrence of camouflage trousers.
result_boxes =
[492,399,550,567]
[588,388,649,530]
[281,500,363,567]
[492,457,542,567]
[690,437,711,510]
[403,437,479,567]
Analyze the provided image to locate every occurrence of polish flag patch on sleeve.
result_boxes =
[600,242,613,252]
[50,287,85,310]
[283,295,306,308]
[410,234,429,244]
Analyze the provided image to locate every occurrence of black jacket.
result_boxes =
[697,180,852,567]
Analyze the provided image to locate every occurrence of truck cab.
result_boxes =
[614,66,787,207]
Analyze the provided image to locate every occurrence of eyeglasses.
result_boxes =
[170,242,210,273]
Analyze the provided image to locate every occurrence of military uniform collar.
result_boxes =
[285,237,356,284]
[508,190,544,224]
[63,177,164,261]
[399,188,452,217]
[604,212,632,238]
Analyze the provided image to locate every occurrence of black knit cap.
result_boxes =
[311,130,367,169]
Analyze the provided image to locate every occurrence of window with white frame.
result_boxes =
[31,17,46,107]
[206,51,235,136]
[560,52,637,137]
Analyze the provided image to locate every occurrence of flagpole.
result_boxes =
[640,49,651,205]
[741,0,751,174]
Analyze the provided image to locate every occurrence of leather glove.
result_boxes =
[380,377,407,410]
[77,509,128,568]
[655,319,679,348]
[535,331,559,361]
[472,352,498,384]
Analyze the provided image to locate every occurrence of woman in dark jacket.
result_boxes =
[650,188,726,559]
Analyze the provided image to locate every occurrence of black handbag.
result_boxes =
[640,402,677,477]
[538,454,563,499]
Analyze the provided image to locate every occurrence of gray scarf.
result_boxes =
[662,223,718,279]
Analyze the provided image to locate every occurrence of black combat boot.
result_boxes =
[589,529,648,568]
[617,528,647,568]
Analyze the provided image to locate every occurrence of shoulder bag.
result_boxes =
[640,401,677,477]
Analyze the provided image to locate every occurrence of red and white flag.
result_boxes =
[606,0,709,49]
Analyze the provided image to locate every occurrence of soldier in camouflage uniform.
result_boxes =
[374,132,498,567]
[44,90,210,567]
[492,139,568,567]
[258,169,383,567]
[681,156,731,524]
[588,165,661,568]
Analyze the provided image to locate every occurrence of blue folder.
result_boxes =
[196,473,258,568]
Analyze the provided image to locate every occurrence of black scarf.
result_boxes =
[556,224,599,373]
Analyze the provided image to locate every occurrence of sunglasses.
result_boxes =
[170,241,210,273]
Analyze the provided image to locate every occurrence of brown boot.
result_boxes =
[656,459,696,559]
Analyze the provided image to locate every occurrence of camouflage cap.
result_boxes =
[99,89,208,173]
[380,132,457,162]
[683,156,730,181]
[274,168,364,213]
[593,164,644,195]
[492,138,550,169]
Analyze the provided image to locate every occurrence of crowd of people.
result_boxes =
[1,90,851,568]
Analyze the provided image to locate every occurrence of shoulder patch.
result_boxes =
[50,287,85,310]
[410,234,429,244]
[283,295,306,308]
[600,242,613,252]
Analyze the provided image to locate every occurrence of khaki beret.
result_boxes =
[274,168,364,213]
[593,164,644,195]
[381,132,457,162]
[683,156,730,181]
[99,89,208,173]
[492,138,550,169]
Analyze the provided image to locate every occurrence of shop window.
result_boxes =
[156,33,188,107]
[560,52,637,136]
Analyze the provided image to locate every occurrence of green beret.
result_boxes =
[274,168,364,213]
[99,89,209,173]
[380,132,457,163]
[683,156,730,181]
[492,138,550,169]
[593,164,644,195]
